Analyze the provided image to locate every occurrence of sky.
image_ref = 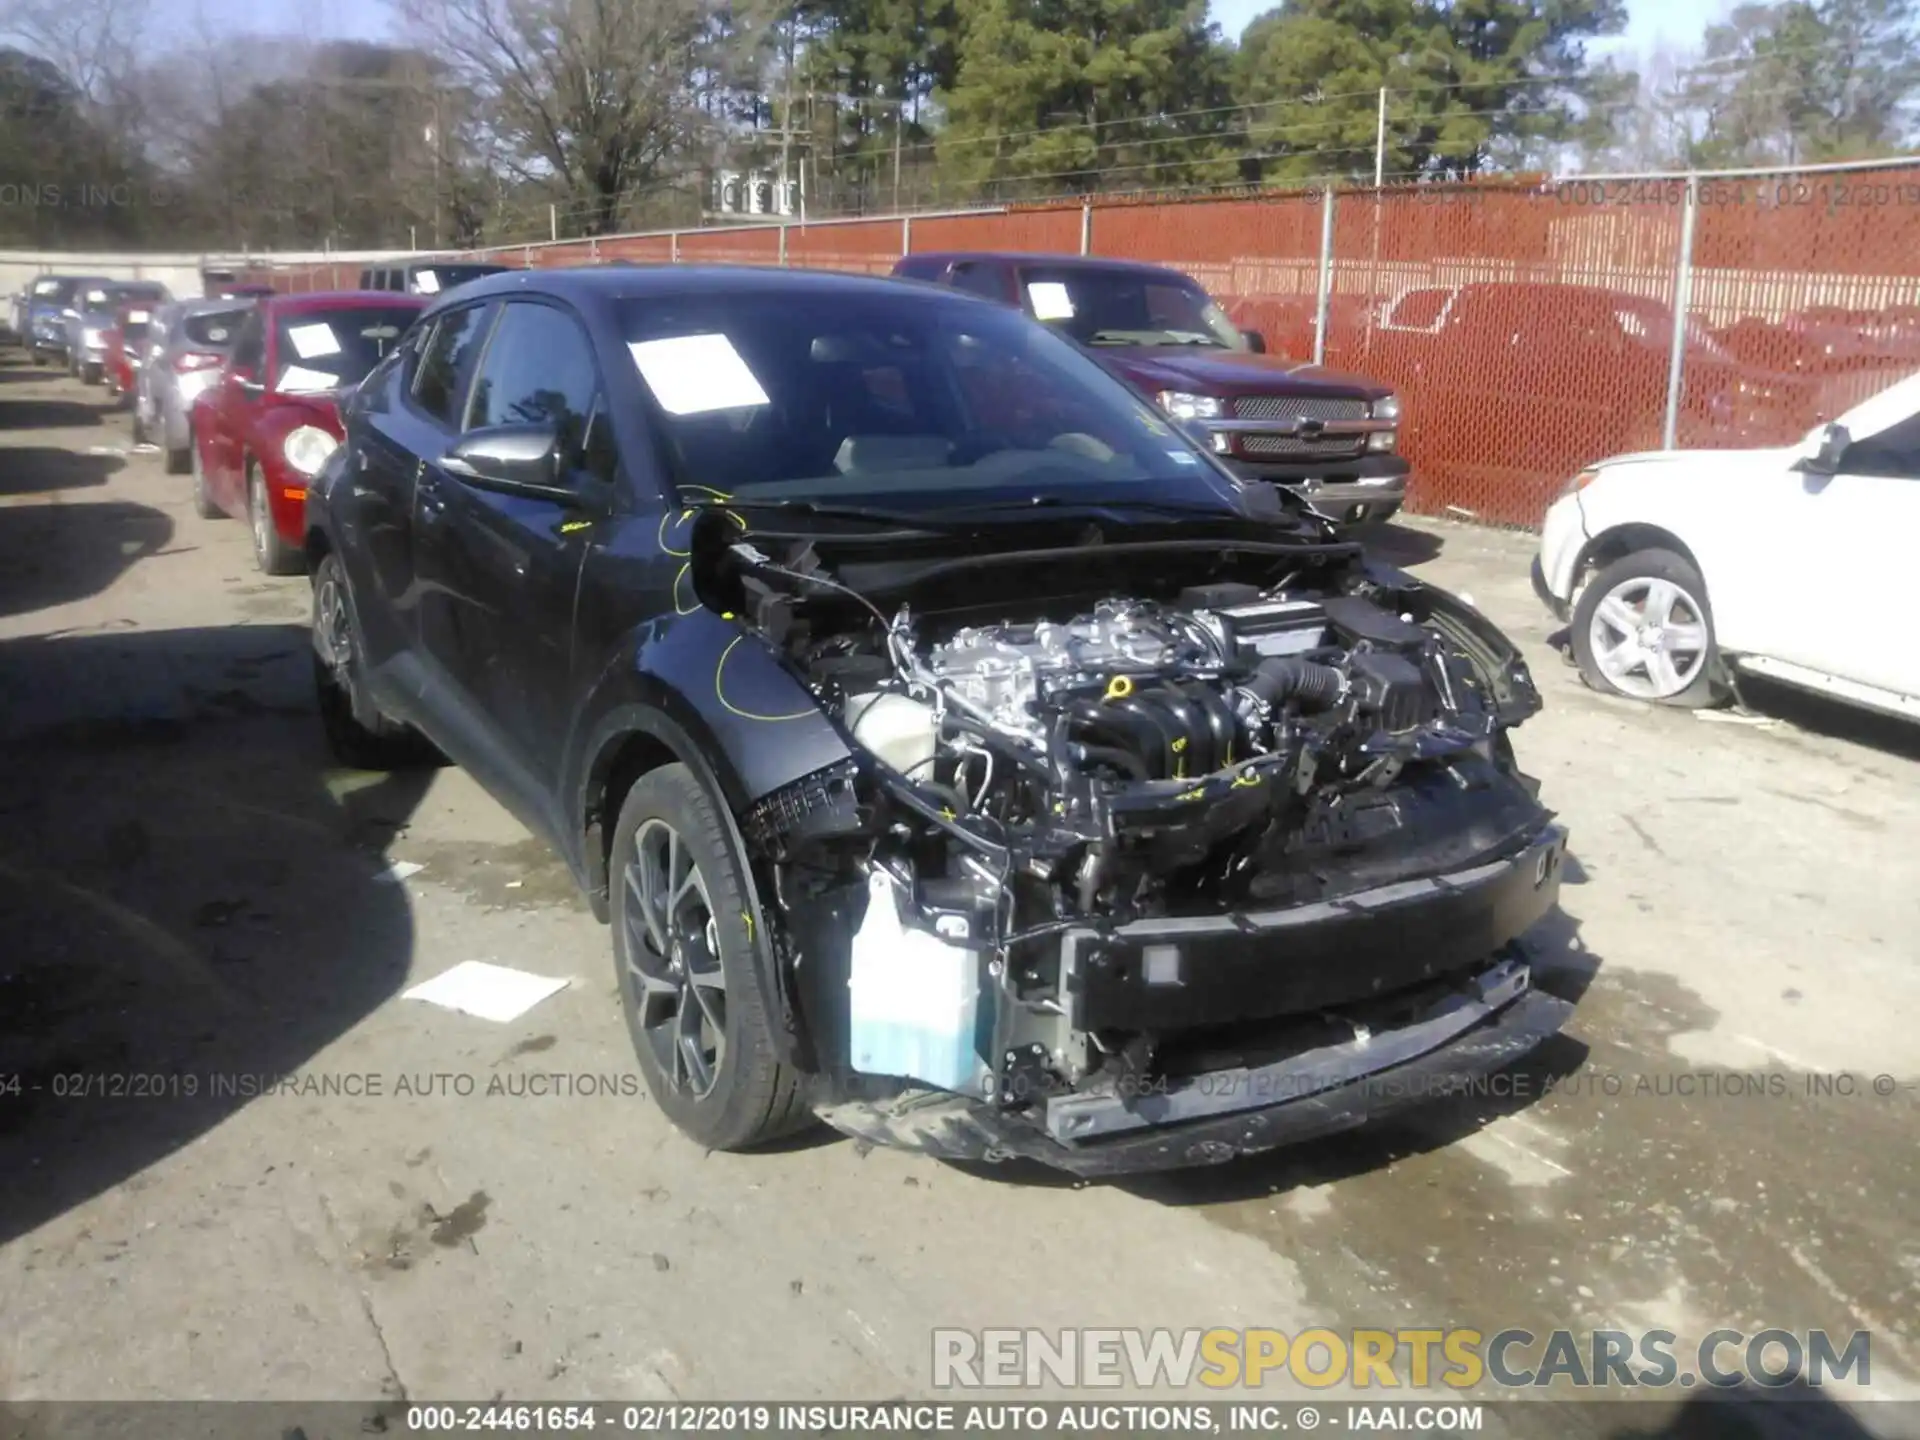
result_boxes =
[1208,0,1727,57]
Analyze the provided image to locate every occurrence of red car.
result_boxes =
[191,292,426,574]
[100,298,159,407]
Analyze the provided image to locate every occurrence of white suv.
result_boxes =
[1534,369,1920,721]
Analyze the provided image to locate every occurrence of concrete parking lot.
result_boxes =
[0,348,1916,1432]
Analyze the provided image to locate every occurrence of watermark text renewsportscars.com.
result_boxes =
[932,1327,1874,1392]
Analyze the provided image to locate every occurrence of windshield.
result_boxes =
[183,308,249,349]
[618,292,1242,507]
[272,306,419,392]
[1015,266,1244,350]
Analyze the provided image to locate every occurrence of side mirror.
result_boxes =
[441,425,576,502]
[1795,421,1850,475]
[1242,330,1268,354]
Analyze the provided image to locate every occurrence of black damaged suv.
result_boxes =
[307,265,1569,1175]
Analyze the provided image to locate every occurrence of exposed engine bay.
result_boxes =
[695,515,1567,1171]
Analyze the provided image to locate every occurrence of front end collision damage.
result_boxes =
[613,509,1569,1174]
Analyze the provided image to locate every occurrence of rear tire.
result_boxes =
[189,431,222,516]
[611,763,813,1151]
[1571,548,1722,709]
[311,552,436,770]
[249,464,304,576]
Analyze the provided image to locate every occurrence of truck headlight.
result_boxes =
[1157,391,1223,421]
[284,426,339,478]
[1366,429,1398,452]
[1372,393,1401,421]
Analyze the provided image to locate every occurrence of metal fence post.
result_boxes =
[902,214,912,257]
[1313,186,1336,367]
[1662,176,1699,451]
[1080,201,1093,256]
[779,223,789,266]
[670,231,680,264]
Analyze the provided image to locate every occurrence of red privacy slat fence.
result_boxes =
[249,160,1920,528]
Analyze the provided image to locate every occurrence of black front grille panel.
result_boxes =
[1241,435,1367,459]
[1233,395,1369,422]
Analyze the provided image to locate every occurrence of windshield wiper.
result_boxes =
[681,495,936,527]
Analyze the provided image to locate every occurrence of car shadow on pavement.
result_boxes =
[0,448,121,496]
[1604,1378,1881,1438]
[0,500,169,617]
[0,623,433,1246]
[1727,674,1920,764]
[0,400,104,432]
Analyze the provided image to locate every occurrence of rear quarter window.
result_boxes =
[183,311,248,347]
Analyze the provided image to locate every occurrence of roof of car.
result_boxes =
[898,251,1191,280]
[264,290,431,315]
[433,263,1001,309]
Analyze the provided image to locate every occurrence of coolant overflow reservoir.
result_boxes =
[844,692,937,778]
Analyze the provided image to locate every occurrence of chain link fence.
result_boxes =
[243,158,1920,530]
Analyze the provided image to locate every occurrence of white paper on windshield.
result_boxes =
[629,334,770,415]
[1027,282,1076,320]
[286,322,342,359]
[413,271,442,294]
[1166,449,1199,465]
[277,364,340,393]
[127,309,149,323]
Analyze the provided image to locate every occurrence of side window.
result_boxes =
[1843,411,1920,478]
[948,263,1008,302]
[229,312,265,372]
[412,304,492,427]
[466,301,608,482]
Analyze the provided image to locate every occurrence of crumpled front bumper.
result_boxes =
[817,824,1574,1176]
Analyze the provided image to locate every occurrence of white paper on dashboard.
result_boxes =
[628,334,770,415]
[413,271,441,294]
[286,322,342,359]
[277,364,340,393]
[1027,282,1076,320]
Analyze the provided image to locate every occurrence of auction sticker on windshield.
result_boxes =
[1027,282,1075,320]
[414,271,441,293]
[629,334,771,415]
[287,323,342,360]
[278,364,339,393]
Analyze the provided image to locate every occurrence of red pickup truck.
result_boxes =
[890,252,1407,526]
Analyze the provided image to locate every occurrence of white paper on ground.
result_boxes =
[277,364,340,393]
[1026,281,1075,320]
[286,322,342,360]
[374,860,424,884]
[403,961,570,1024]
[629,334,770,415]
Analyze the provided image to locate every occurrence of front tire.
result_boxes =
[1571,548,1721,708]
[611,764,812,1151]
[311,552,435,770]
[249,463,303,575]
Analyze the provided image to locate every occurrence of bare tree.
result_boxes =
[395,0,732,235]
[0,0,148,104]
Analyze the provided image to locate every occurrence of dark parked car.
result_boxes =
[20,274,110,364]
[891,252,1407,526]
[358,261,513,296]
[192,292,425,574]
[307,266,1568,1175]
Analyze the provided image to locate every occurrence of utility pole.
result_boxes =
[893,97,903,213]
[1374,86,1387,188]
